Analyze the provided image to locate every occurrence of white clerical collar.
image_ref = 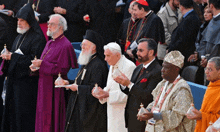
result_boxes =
[145,10,152,17]
[143,58,155,69]
[213,12,220,18]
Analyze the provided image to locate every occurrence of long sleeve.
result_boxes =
[161,88,192,130]
[39,44,77,76]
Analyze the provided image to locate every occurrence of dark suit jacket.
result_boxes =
[121,59,162,132]
[168,10,200,66]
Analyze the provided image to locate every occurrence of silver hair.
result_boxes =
[103,45,121,55]
[208,57,220,70]
[49,14,67,31]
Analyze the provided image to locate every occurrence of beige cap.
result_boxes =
[164,51,184,69]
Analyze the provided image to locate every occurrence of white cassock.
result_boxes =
[100,55,136,132]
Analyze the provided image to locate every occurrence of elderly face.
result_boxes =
[104,49,120,66]
[17,18,30,33]
[47,16,61,37]
[161,61,179,81]
[204,8,213,21]
[81,39,96,54]
[205,62,220,82]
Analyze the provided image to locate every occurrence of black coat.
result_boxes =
[130,12,165,58]
[121,59,162,132]
[0,0,27,50]
[168,10,200,67]
[65,54,108,132]
[33,0,54,23]
[1,27,46,132]
[55,0,86,42]
[84,0,118,44]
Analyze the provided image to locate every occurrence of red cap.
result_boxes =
[135,0,149,6]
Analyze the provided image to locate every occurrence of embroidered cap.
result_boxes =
[164,51,184,69]
[135,0,149,6]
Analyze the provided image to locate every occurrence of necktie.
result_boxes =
[138,67,145,78]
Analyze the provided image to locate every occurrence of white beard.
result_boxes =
[78,49,93,65]
[17,27,29,34]
[46,26,60,38]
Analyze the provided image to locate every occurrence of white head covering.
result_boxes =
[104,42,121,54]
[164,51,184,69]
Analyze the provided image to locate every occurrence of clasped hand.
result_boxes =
[91,86,109,100]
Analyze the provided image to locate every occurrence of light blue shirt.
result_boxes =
[183,9,194,18]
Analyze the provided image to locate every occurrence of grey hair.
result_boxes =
[104,45,121,55]
[208,57,220,70]
[49,14,67,31]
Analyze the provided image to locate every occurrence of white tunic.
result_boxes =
[100,55,136,132]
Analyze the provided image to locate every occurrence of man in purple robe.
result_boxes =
[30,14,78,132]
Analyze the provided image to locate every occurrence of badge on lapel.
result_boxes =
[140,78,147,83]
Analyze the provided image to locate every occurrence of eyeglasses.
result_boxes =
[205,67,213,72]
[47,22,59,27]
[80,43,88,47]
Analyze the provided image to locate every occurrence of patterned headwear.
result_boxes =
[164,51,184,69]
[135,0,149,6]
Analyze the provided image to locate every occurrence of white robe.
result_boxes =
[100,55,136,132]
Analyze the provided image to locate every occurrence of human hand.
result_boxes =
[92,87,109,99]
[186,108,202,120]
[65,84,78,91]
[200,58,207,68]
[83,14,90,22]
[137,111,153,121]
[114,73,130,86]
[7,10,13,16]
[1,52,12,60]
[188,54,197,62]
[31,59,42,67]
[126,49,134,59]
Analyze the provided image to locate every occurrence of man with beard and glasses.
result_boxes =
[114,38,162,132]
[60,30,109,132]
[30,14,78,132]
[1,3,46,132]
[157,0,182,61]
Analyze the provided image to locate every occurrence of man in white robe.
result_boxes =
[92,42,136,132]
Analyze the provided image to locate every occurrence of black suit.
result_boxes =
[121,59,162,132]
[168,10,200,67]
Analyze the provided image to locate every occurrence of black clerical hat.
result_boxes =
[16,3,43,36]
[84,30,105,59]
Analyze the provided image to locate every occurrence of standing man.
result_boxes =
[92,42,136,132]
[199,0,220,68]
[114,38,162,132]
[167,0,201,67]
[126,0,165,61]
[63,30,109,132]
[117,1,139,54]
[157,0,182,61]
[54,0,86,42]
[138,51,195,131]
[187,57,220,132]
[30,14,78,132]
[1,3,46,132]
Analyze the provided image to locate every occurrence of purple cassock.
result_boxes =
[35,34,78,132]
